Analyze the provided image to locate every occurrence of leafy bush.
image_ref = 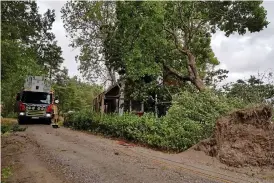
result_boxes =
[1,118,27,134]
[3,112,18,118]
[1,167,12,183]
[164,90,245,141]
[223,73,274,105]
[1,123,26,134]
[64,90,245,152]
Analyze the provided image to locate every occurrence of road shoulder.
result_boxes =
[1,132,66,183]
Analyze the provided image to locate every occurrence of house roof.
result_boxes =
[93,82,121,101]
[105,82,120,94]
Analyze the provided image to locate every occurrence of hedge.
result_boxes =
[64,91,245,152]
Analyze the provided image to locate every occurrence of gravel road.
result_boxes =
[1,125,269,183]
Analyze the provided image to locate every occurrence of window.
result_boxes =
[21,91,52,104]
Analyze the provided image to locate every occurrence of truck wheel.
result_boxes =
[45,119,52,125]
[18,118,24,125]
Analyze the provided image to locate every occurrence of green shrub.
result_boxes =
[164,90,245,142]
[1,124,12,134]
[4,112,17,118]
[1,167,12,183]
[64,90,245,152]
[1,123,26,134]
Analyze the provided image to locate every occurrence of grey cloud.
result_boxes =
[52,21,80,76]
[38,1,65,22]
[37,0,80,77]
[212,1,274,83]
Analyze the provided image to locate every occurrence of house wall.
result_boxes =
[123,100,142,112]
[93,73,178,115]
[104,99,117,113]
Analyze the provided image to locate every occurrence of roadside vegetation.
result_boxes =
[64,86,272,152]
[1,167,12,183]
[1,118,27,134]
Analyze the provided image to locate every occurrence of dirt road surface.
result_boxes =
[2,125,273,183]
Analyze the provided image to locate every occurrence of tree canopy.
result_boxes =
[223,73,274,104]
[1,1,103,116]
[62,1,268,95]
[52,68,103,114]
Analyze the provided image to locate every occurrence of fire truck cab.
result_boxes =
[15,76,59,125]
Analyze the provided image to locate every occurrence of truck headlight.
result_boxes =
[45,113,51,117]
[19,112,25,116]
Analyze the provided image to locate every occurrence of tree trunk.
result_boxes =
[100,93,105,117]
[107,67,116,86]
[187,52,206,91]
[192,77,206,91]
[118,80,125,116]
[164,28,206,92]
[164,62,205,91]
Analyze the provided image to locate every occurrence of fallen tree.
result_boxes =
[195,105,274,167]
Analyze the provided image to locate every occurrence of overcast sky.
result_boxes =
[37,0,274,84]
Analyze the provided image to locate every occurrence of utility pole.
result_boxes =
[49,66,52,83]
[118,81,125,116]
[155,94,158,118]
[155,75,163,118]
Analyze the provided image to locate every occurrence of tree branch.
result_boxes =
[163,64,191,82]
[178,3,189,31]
[164,27,187,55]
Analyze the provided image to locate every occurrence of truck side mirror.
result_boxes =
[16,93,20,101]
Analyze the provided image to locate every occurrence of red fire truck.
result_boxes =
[14,76,59,125]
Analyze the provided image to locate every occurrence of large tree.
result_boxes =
[62,1,118,85]
[1,2,63,78]
[115,1,269,91]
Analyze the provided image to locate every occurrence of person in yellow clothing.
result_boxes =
[53,104,58,122]
[52,98,59,128]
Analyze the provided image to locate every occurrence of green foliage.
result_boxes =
[62,1,268,93]
[64,90,243,151]
[5,113,18,119]
[204,68,229,89]
[63,109,97,130]
[1,39,44,116]
[61,1,117,82]
[164,90,245,140]
[53,72,103,114]
[1,123,27,134]
[223,73,274,105]
[1,167,12,183]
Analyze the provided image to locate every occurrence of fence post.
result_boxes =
[129,100,132,112]
[101,93,105,117]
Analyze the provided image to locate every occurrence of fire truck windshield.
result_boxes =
[21,91,52,104]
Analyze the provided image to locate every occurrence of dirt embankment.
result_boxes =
[195,105,274,168]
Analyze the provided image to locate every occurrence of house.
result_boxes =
[93,81,145,115]
[93,67,185,116]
